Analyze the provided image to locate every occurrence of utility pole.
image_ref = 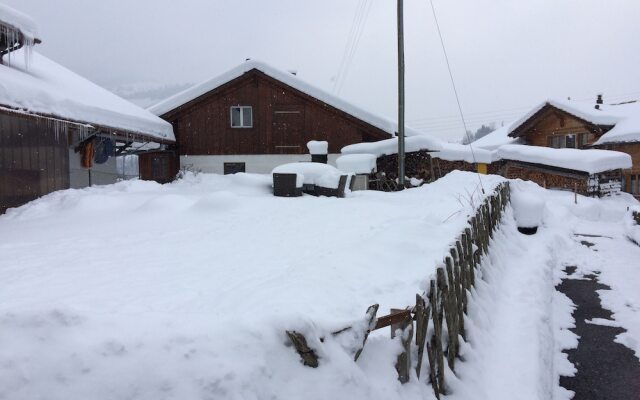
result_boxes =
[397,0,406,189]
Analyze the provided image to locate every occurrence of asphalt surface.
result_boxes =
[557,266,640,400]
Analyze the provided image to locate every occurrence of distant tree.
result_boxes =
[461,123,496,144]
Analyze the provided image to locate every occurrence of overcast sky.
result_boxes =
[6,0,640,141]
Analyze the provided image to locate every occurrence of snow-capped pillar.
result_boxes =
[307,140,328,164]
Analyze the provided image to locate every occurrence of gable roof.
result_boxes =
[149,60,423,138]
[0,48,174,142]
[507,99,640,145]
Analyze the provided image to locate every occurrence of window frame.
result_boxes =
[565,134,576,149]
[230,106,253,128]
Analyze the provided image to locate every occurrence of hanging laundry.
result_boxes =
[81,139,95,169]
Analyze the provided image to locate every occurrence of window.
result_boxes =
[565,134,576,148]
[631,175,639,195]
[224,162,246,175]
[230,106,253,128]
[547,136,562,148]
[579,133,589,148]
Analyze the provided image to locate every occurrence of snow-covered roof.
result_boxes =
[431,142,494,164]
[472,125,520,150]
[341,134,443,157]
[496,144,632,174]
[336,153,377,174]
[0,49,174,142]
[149,60,421,138]
[508,99,640,145]
[0,3,38,40]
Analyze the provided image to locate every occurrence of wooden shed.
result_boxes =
[138,151,179,184]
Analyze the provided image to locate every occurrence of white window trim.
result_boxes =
[230,106,253,128]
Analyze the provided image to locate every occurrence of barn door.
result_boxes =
[272,106,304,154]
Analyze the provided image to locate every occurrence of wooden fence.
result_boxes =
[286,182,511,398]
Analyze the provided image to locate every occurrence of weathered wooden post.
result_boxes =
[392,309,413,383]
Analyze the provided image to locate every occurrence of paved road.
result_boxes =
[557,265,640,400]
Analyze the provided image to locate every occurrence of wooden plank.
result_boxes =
[374,309,412,330]
[285,331,319,368]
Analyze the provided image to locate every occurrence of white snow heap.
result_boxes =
[430,142,494,164]
[272,162,345,189]
[336,154,377,174]
[306,140,328,155]
[0,49,174,142]
[509,98,640,145]
[149,59,425,138]
[511,186,545,228]
[496,144,632,174]
[0,3,38,41]
[341,134,443,157]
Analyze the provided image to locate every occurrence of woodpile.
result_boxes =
[285,182,512,398]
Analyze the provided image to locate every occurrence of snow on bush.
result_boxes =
[336,154,377,174]
[307,140,328,155]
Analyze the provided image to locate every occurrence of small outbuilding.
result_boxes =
[0,4,174,213]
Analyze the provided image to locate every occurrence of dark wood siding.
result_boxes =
[0,111,70,214]
[139,151,179,184]
[164,70,391,157]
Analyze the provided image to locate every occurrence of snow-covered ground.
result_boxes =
[0,172,638,400]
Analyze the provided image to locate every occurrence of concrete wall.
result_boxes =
[69,149,120,188]
[179,154,340,174]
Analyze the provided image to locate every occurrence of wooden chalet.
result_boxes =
[503,97,640,197]
[148,60,399,176]
[0,4,174,214]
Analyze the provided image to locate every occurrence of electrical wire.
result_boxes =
[428,0,484,193]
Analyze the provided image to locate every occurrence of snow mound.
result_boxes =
[272,162,344,188]
[511,182,545,228]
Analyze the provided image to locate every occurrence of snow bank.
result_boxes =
[307,140,328,155]
[497,144,632,174]
[0,171,505,400]
[0,3,38,39]
[0,50,174,141]
[272,162,344,188]
[336,154,377,174]
[625,211,640,245]
[447,203,577,400]
[341,134,443,157]
[430,142,493,164]
[149,59,425,139]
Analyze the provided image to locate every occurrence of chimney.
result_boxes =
[597,94,603,104]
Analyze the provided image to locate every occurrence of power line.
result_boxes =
[428,0,484,193]
[334,0,373,95]
[333,0,367,93]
